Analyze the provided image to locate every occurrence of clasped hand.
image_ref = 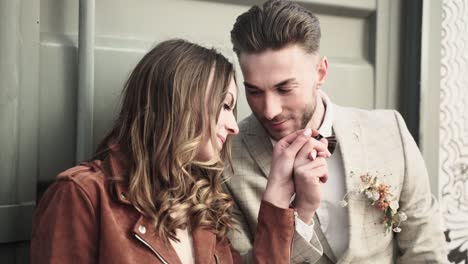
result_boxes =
[263,128,331,224]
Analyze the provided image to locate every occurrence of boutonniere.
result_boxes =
[340,172,407,234]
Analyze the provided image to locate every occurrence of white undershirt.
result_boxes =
[271,91,349,259]
[170,228,195,264]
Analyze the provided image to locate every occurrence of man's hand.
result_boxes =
[293,135,330,224]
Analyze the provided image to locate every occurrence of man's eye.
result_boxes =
[246,89,260,95]
[278,88,291,94]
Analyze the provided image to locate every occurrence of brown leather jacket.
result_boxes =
[31,149,295,264]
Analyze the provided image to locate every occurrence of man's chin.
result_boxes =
[265,128,292,141]
[255,116,295,140]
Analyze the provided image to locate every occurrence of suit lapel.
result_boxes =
[242,115,273,178]
[313,214,338,263]
[332,105,368,263]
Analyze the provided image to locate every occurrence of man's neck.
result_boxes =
[307,93,326,130]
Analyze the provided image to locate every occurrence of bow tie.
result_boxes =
[313,134,337,154]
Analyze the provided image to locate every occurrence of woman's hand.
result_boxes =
[293,137,330,224]
[262,128,328,209]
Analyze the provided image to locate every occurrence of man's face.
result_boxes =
[239,44,328,140]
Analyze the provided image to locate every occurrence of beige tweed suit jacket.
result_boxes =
[225,104,448,263]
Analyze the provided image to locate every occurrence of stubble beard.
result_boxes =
[300,99,317,130]
[255,99,317,141]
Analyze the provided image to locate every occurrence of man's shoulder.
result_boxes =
[230,114,268,166]
[232,114,260,144]
[334,104,397,118]
[237,114,258,135]
[232,115,254,151]
[334,104,402,127]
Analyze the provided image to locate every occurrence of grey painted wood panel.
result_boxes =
[37,0,401,183]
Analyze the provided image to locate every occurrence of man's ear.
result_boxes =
[316,56,329,88]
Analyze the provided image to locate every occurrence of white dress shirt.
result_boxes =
[315,91,349,258]
[271,91,349,259]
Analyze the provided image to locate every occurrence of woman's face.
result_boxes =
[197,77,239,161]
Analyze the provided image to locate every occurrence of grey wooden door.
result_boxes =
[38,0,402,183]
[0,1,40,263]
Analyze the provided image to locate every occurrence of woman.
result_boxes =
[31,39,319,263]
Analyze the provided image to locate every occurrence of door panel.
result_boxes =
[37,0,401,182]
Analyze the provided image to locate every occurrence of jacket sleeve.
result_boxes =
[225,173,324,263]
[31,179,98,264]
[393,110,449,263]
[251,200,295,264]
[229,199,323,264]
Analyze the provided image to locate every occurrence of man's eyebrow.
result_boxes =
[244,78,297,90]
[243,81,259,89]
[274,78,297,87]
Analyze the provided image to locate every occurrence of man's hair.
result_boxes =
[231,0,321,56]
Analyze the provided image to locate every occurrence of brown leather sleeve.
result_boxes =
[216,237,243,264]
[252,200,295,264]
[31,179,98,264]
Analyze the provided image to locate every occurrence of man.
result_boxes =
[225,0,448,263]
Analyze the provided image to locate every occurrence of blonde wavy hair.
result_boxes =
[94,39,236,242]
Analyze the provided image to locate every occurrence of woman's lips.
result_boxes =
[217,135,226,146]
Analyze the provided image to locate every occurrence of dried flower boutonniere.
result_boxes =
[340,172,407,234]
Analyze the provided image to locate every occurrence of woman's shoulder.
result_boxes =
[57,161,105,185]
[57,161,106,191]
[31,162,108,247]
[40,161,108,209]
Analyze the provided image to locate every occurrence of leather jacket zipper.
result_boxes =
[289,231,294,264]
[134,233,170,264]
[290,211,300,264]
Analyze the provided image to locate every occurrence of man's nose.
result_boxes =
[263,95,282,120]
